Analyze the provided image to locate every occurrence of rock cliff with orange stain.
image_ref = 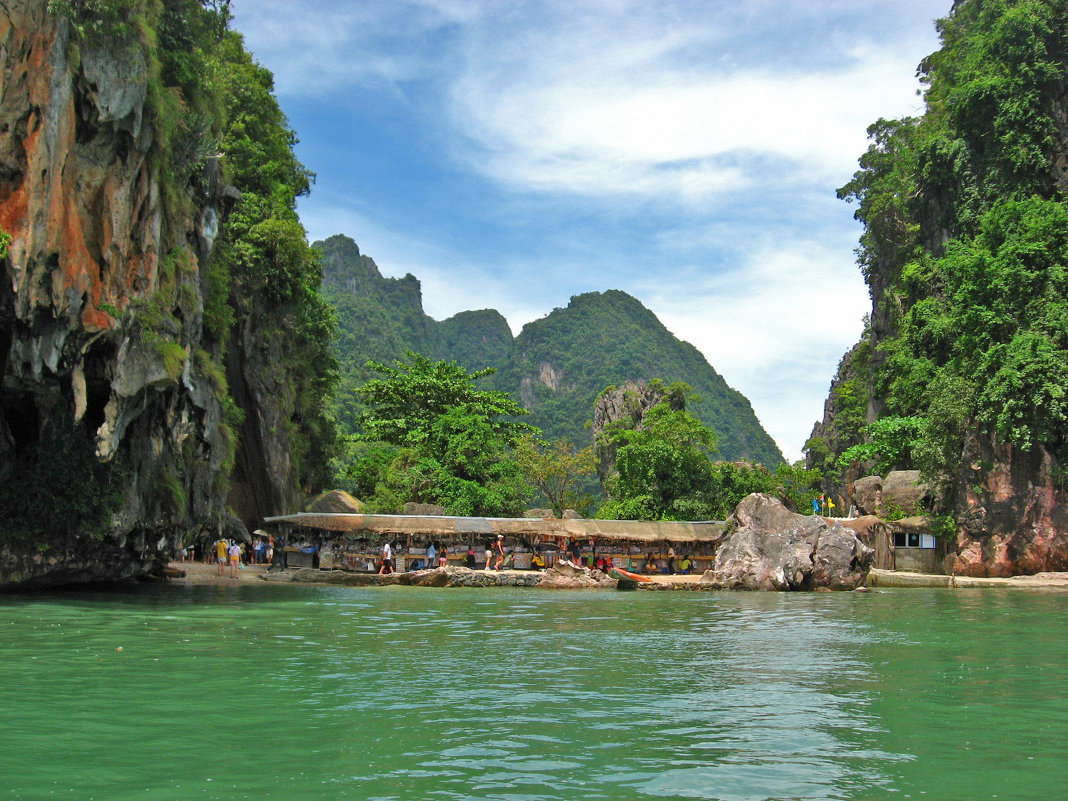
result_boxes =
[946,433,1068,577]
[0,3,236,588]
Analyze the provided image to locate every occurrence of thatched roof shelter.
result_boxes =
[264,512,727,544]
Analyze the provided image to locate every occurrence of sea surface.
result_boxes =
[2,583,1066,800]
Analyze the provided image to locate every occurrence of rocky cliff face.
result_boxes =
[949,433,1068,576]
[591,380,684,490]
[810,1,1068,576]
[0,4,234,587]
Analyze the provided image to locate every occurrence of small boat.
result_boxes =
[609,566,653,583]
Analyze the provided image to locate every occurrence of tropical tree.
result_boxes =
[513,435,597,517]
[353,352,536,516]
[596,400,719,520]
[837,416,927,475]
[359,352,533,448]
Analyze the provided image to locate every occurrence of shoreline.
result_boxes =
[164,562,1068,590]
[868,568,1068,589]
[164,561,707,588]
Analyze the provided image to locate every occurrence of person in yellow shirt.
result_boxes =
[215,538,227,576]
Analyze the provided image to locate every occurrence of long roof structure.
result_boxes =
[263,513,727,544]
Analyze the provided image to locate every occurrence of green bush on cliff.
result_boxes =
[206,27,339,494]
[824,0,1068,506]
[837,416,927,476]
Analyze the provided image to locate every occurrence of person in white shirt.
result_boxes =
[378,541,393,574]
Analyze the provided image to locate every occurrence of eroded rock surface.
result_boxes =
[0,5,232,587]
[948,433,1068,576]
[852,476,882,517]
[704,494,873,590]
[536,561,615,589]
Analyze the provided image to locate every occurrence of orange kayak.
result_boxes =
[609,567,654,583]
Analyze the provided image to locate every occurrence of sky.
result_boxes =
[230,0,950,463]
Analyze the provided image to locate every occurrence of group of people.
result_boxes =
[329,536,702,576]
[213,538,244,578]
[205,535,290,577]
[641,548,696,574]
[377,540,453,574]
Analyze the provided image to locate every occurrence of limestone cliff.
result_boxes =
[809,0,1068,575]
[0,3,335,587]
[0,3,234,586]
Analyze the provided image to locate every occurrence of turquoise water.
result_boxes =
[2,585,1066,800]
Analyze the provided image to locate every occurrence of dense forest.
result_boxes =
[320,234,784,470]
[808,0,1068,573]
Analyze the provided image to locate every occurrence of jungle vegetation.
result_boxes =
[809,0,1068,504]
[319,234,785,475]
[336,354,817,520]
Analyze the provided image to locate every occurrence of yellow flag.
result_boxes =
[827,497,836,508]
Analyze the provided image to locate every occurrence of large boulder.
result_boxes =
[305,489,363,514]
[852,476,883,516]
[835,515,894,570]
[882,470,927,516]
[704,494,873,590]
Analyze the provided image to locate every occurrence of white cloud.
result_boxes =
[453,59,921,203]
[442,4,934,205]
[231,0,485,95]
[641,237,870,461]
[233,0,949,461]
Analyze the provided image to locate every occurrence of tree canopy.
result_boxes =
[348,352,536,517]
[358,352,534,448]
[813,0,1068,503]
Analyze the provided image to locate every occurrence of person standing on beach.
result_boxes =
[268,536,286,572]
[484,540,493,570]
[493,535,505,570]
[228,540,241,578]
[426,542,437,571]
[438,544,448,568]
[215,537,228,576]
[379,541,393,574]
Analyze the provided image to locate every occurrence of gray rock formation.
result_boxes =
[591,380,685,490]
[852,476,883,516]
[0,5,236,588]
[882,470,926,516]
[306,490,363,513]
[835,514,894,570]
[704,494,873,590]
[536,561,616,589]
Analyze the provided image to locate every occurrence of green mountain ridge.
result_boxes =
[319,234,784,467]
